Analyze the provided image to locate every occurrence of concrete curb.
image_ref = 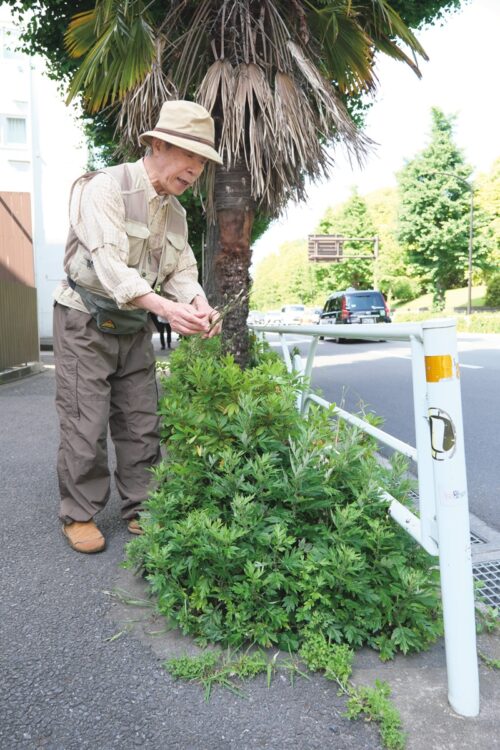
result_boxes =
[0,361,44,385]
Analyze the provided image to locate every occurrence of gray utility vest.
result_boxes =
[63,162,188,334]
[63,161,188,301]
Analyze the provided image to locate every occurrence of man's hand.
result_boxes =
[192,296,222,338]
[133,292,210,336]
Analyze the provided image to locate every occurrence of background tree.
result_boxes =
[7,0,463,363]
[365,187,422,303]
[314,188,376,292]
[251,240,316,311]
[476,157,500,271]
[397,107,489,310]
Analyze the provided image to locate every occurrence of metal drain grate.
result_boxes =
[473,560,500,609]
[470,531,486,545]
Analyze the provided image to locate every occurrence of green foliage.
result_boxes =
[251,240,317,310]
[389,277,423,305]
[478,651,500,670]
[164,648,269,699]
[314,188,377,292]
[299,630,354,688]
[299,630,405,749]
[64,2,156,113]
[476,158,500,269]
[475,605,499,635]
[364,188,422,302]
[345,681,406,750]
[394,310,500,333]
[165,619,407,749]
[127,336,442,659]
[388,0,462,29]
[397,108,490,310]
[485,274,500,307]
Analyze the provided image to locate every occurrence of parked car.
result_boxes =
[319,288,391,341]
[247,310,266,325]
[280,304,306,324]
[264,310,284,325]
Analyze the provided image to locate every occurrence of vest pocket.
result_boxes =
[161,231,186,275]
[126,220,150,266]
[166,231,186,253]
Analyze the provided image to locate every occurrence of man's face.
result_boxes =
[150,141,208,196]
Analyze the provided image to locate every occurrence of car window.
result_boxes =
[346,292,384,310]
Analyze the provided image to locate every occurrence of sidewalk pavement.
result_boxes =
[0,342,498,750]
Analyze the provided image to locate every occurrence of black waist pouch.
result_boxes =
[68,277,148,335]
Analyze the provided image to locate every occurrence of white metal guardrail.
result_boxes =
[250,318,479,717]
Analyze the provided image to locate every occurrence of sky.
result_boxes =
[251,0,500,269]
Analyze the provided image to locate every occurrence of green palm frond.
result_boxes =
[64,10,97,58]
[65,1,156,112]
[308,10,376,92]
[364,0,428,59]
[304,0,427,85]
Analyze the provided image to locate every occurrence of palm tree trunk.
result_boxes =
[213,158,255,367]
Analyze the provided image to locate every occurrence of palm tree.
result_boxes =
[64,0,428,365]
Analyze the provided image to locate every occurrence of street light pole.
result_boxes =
[421,170,474,315]
[467,189,474,316]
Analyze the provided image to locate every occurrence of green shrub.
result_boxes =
[393,310,500,333]
[389,277,422,305]
[485,274,500,307]
[127,336,442,657]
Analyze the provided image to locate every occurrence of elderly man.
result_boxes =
[53,100,222,554]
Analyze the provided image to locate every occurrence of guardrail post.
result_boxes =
[422,320,479,716]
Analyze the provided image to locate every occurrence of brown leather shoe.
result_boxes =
[127,517,143,535]
[62,520,106,554]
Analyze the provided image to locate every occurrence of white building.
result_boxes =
[0,4,87,340]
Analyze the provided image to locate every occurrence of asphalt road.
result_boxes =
[268,332,500,533]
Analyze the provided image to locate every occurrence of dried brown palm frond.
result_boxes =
[286,40,360,149]
[116,37,177,153]
[197,59,235,115]
[228,64,273,166]
[273,71,325,170]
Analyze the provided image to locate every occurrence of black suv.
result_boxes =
[319,288,391,340]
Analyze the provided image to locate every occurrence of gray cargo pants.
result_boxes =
[53,303,161,523]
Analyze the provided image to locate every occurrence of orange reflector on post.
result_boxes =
[425,354,453,382]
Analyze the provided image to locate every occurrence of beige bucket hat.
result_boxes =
[139,100,223,165]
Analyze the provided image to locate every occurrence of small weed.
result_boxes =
[299,630,406,749]
[102,588,155,608]
[476,604,499,634]
[479,651,500,670]
[164,648,268,699]
[346,681,405,750]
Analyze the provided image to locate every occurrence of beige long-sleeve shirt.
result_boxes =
[54,158,205,312]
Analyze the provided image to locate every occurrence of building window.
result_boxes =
[6,117,27,145]
[1,26,24,60]
[8,160,30,173]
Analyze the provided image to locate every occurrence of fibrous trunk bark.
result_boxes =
[209,158,255,368]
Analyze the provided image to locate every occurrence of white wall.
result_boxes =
[0,4,88,339]
[0,14,32,192]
